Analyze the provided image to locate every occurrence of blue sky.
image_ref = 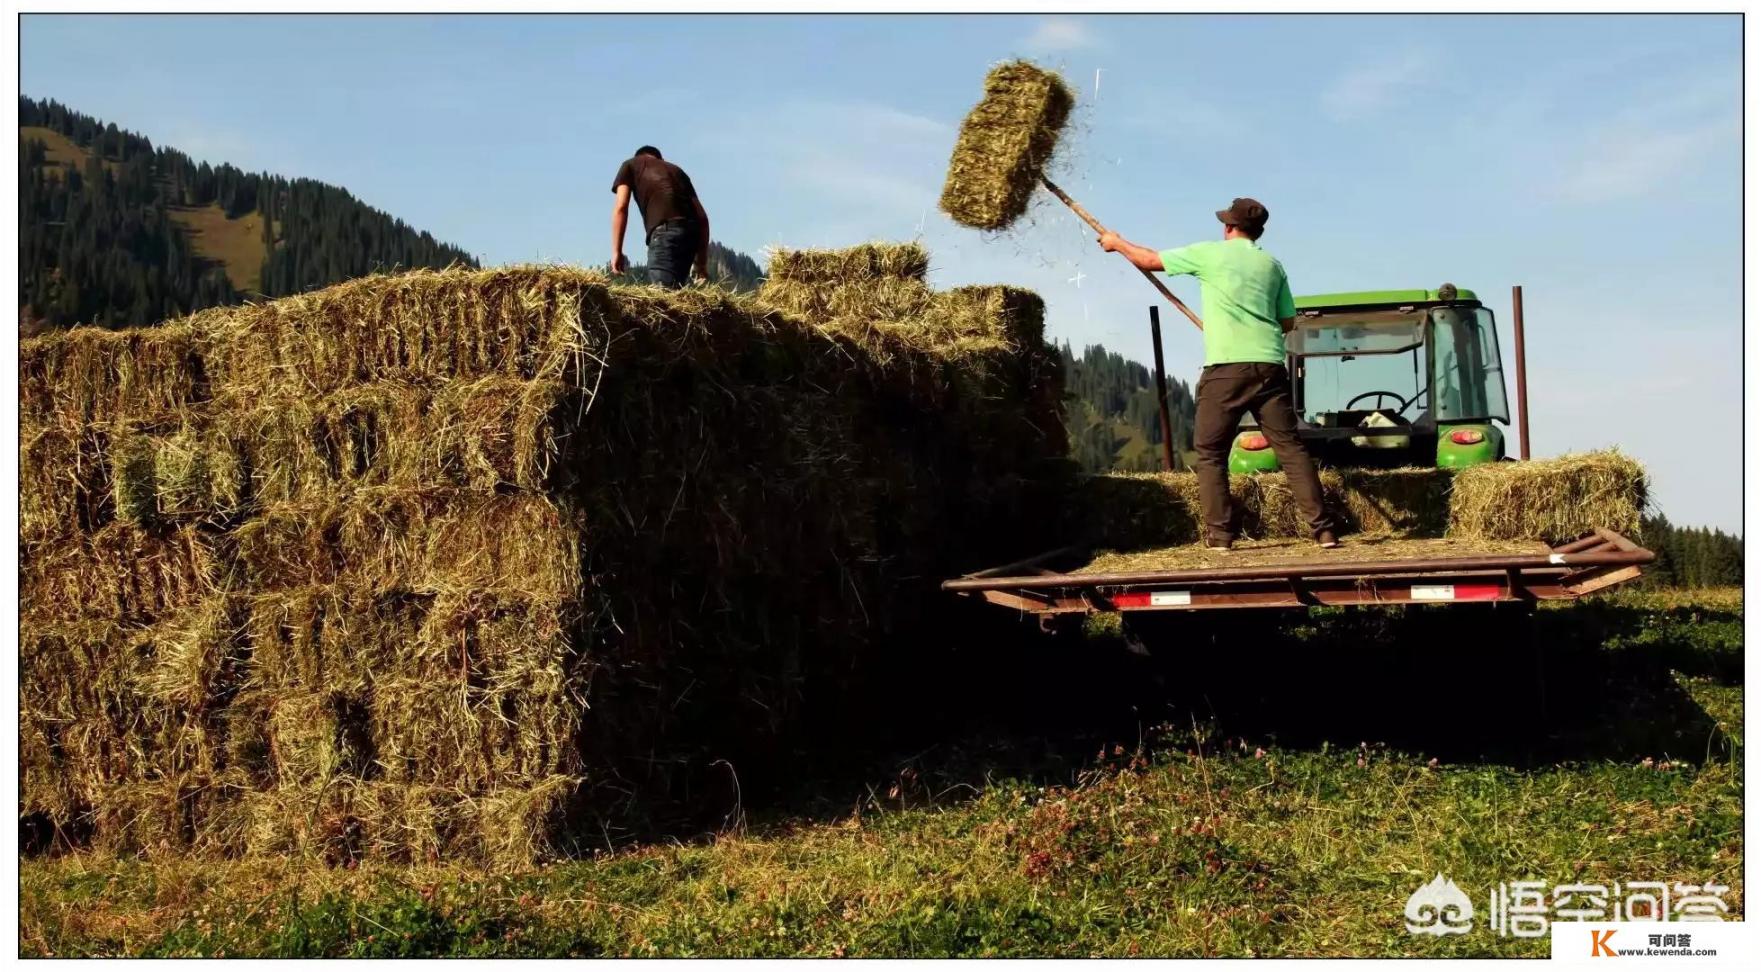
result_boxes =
[20,13,1742,531]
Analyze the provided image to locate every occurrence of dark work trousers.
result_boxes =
[646,218,700,288]
[1193,362,1335,544]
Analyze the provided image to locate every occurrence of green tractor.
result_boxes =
[1229,284,1513,473]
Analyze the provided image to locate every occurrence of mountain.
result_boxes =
[19,96,480,331]
[1061,342,1197,473]
[18,97,769,331]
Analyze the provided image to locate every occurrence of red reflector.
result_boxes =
[1240,433,1270,451]
[1449,428,1485,445]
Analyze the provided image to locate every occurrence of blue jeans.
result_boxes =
[646,219,700,288]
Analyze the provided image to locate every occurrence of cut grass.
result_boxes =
[20,590,1743,958]
[20,126,114,175]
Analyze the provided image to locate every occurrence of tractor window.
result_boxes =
[1430,307,1510,422]
[1286,313,1424,356]
[1290,312,1428,424]
[1298,346,1426,424]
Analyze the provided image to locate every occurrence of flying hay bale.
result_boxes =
[939,59,1075,231]
[1448,450,1648,542]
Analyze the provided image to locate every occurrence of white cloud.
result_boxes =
[1320,48,1431,121]
[1023,18,1099,52]
[692,98,951,247]
[1557,118,1736,203]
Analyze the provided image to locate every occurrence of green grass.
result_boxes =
[19,589,1743,957]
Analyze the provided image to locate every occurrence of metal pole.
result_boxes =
[1149,306,1177,471]
[1512,285,1530,460]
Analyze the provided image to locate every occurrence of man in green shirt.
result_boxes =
[1099,197,1337,550]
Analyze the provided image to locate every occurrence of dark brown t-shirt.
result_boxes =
[611,155,700,238]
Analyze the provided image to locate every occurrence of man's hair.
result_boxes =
[1234,221,1265,241]
[634,145,663,160]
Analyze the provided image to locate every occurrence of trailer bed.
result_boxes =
[946,529,1652,614]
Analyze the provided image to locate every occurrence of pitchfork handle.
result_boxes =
[1041,177,1203,331]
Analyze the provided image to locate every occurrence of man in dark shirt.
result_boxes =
[610,146,711,288]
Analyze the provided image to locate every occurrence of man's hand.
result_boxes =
[1099,232,1166,273]
[692,259,709,283]
[611,253,630,274]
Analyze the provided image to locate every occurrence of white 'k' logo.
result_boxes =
[1406,873,1475,936]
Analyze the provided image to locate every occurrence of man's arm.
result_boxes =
[610,184,633,274]
[1096,231,1166,273]
[1277,270,1297,332]
[692,197,711,281]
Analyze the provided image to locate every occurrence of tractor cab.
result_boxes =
[1229,285,1511,472]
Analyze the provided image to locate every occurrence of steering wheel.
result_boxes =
[1345,390,1413,414]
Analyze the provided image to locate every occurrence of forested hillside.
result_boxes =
[1640,515,1744,588]
[1061,342,1196,473]
[19,97,480,330]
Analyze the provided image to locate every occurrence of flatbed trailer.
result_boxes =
[945,528,1653,616]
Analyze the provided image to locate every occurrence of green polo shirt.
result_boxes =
[1159,238,1295,367]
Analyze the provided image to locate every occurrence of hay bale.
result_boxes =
[1073,453,1646,552]
[19,323,209,427]
[267,692,375,784]
[21,524,219,624]
[153,426,248,518]
[766,243,930,283]
[232,489,582,598]
[1449,450,1647,542]
[191,268,594,396]
[1074,468,1457,548]
[109,433,160,527]
[19,422,114,542]
[939,60,1074,231]
[761,275,937,324]
[136,596,247,708]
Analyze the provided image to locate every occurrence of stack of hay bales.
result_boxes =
[19,256,1066,864]
[761,243,1070,542]
[1073,451,1648,550]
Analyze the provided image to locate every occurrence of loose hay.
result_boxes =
[1079,534,1546,574]
[939,60,1075,231]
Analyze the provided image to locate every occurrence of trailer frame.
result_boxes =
[944,529,1652,615]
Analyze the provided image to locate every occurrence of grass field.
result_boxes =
[20,126,111,174]
[19,588,1742,957]
[166,205,267,293]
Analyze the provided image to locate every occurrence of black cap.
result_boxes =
[1216,197,1269,231]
